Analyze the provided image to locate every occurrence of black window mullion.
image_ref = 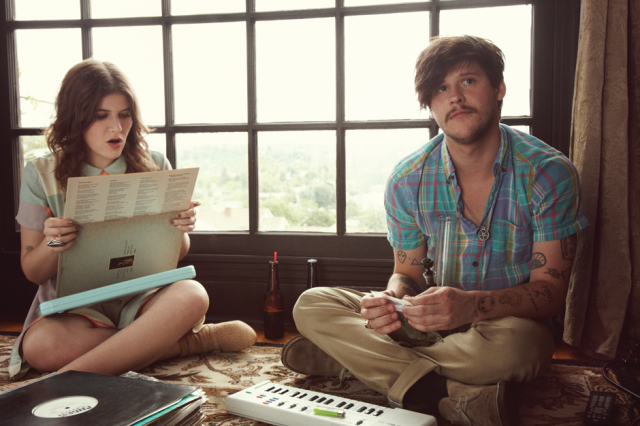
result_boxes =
[247,0,258,234]
[335,2,345,236]
[80,0,91,58]
[161,0,176,166]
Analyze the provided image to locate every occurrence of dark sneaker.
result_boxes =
[281,335,344,377]
[437,379,518,426]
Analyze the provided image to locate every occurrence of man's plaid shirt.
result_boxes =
[385,124,589,291]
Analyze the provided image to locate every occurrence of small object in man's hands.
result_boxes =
[46,238,65,247]
[582,391,615,425]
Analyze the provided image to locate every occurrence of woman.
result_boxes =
[9,59,256,380]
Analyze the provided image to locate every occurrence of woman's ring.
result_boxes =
[364,319,371,329]
[46,238,65,247]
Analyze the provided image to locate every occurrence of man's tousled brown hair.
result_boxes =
[45,58,158,192]
[415,35,505,110]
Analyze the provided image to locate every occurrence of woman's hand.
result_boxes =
[42,217,78,252]
[171,200,200,232]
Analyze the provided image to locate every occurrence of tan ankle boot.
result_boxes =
[437,379,518,426]
[177,321,257,357]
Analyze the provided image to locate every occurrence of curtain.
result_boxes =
[563,0,640,360]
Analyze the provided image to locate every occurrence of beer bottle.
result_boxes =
[306,258,318,289]
[264,256,284,340]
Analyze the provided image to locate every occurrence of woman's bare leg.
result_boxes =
[24,279,208,376]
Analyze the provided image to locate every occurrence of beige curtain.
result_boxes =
[564,0,640,360]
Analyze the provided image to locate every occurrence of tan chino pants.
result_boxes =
[293,287,555,406]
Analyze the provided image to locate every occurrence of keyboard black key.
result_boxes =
[291,391,300,397]
[317,397,326,403]
[345,403,355,409]
[336,401,346,408]
[280,389,289,395]
[310,395,319,402]
[324,398,334,405]
[266,387,275,392]
[366,408,375,414]
[298,393,307,399]
[374,410,384,416]
[357,406,367,412]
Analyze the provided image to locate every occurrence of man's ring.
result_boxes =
[364,319,371,329]
[46,238,65,247]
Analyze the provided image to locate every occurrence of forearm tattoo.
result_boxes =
[521,284,540,312]
[561,234,577,261]
[397,251,407,263]
[401,284,417,297]
[533,285,554,303]
[25,246,34,252]
[531,252,546,269]
[477,296,495,313]
[398,276,421,295]
[499,291,522,307]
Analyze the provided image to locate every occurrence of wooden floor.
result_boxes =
[0,315,598,362]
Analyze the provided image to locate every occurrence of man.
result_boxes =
[281,35,588,426]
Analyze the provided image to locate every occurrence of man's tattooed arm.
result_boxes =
[398,276,421,296]
[25,246,34,252]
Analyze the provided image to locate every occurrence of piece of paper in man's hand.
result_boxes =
[370,291,442,344]
[370,291,412,313]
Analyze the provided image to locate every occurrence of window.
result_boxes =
[0,0,578,261]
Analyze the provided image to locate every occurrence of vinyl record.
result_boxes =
[0,371,198,426]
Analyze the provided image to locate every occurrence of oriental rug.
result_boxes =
[0,334,635,425]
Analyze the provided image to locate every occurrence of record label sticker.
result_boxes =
[32,395,98,418]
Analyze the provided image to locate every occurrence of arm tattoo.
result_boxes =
[477,296,495,313]
[397,251,407,263]
[534,285,554,303]
[561,234,577,261]
[499,291,521,307]
[401,284,417,297]
[521,284,540,312]
[531,252,546,269]
[398,276,421,295]
[544,267,572,283]
[25,246,34,252]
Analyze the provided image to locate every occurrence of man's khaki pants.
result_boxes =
[293,287,555,406]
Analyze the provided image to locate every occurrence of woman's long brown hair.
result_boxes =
[44,58,159,192]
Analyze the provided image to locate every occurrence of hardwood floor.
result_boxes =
[0,316,598,362]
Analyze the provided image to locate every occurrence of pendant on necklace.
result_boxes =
[478,226,490,241]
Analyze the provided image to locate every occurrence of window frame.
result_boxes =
[0,0,579,261]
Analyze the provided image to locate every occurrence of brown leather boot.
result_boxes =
[437,379,518,426]
[280,335,344,377]
[177,321,256,357]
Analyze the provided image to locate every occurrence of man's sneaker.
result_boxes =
[437,379,518,426]
[281,335,344,377]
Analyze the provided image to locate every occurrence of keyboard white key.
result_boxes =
[226,380,437,426]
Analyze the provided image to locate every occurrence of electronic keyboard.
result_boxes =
[226,380,437,426]
[38,266,196,317]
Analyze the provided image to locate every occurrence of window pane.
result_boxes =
[345,0,425,5]
[172,0,245,15]
[173,23,247,124]
[440,5,532,117]
[15,0,80,20]
[145,133,166,157]
[93,26,165,126]
[21,135,48,168]
[345,12,430,121]
[255,0,333,12]
[256,19,335,123]
[259,131,336,233]
[176,133,249,231]
[16,29,82,128]
[91,0,161,18]
[511,126,530,135]
[346,128,429,233]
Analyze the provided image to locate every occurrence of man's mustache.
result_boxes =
[446,106,477,122]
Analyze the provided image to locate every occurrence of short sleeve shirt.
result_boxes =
[384,124,589,291]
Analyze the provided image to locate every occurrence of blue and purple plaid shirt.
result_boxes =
[385,124,588,291]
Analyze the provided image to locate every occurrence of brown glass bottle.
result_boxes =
[263,260,284,340]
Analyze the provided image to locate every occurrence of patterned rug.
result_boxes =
[0,333,635,425]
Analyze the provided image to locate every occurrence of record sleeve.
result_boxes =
[0,371,198,426]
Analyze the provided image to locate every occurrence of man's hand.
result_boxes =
[360,290,402,335]
[402,286,478,332]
